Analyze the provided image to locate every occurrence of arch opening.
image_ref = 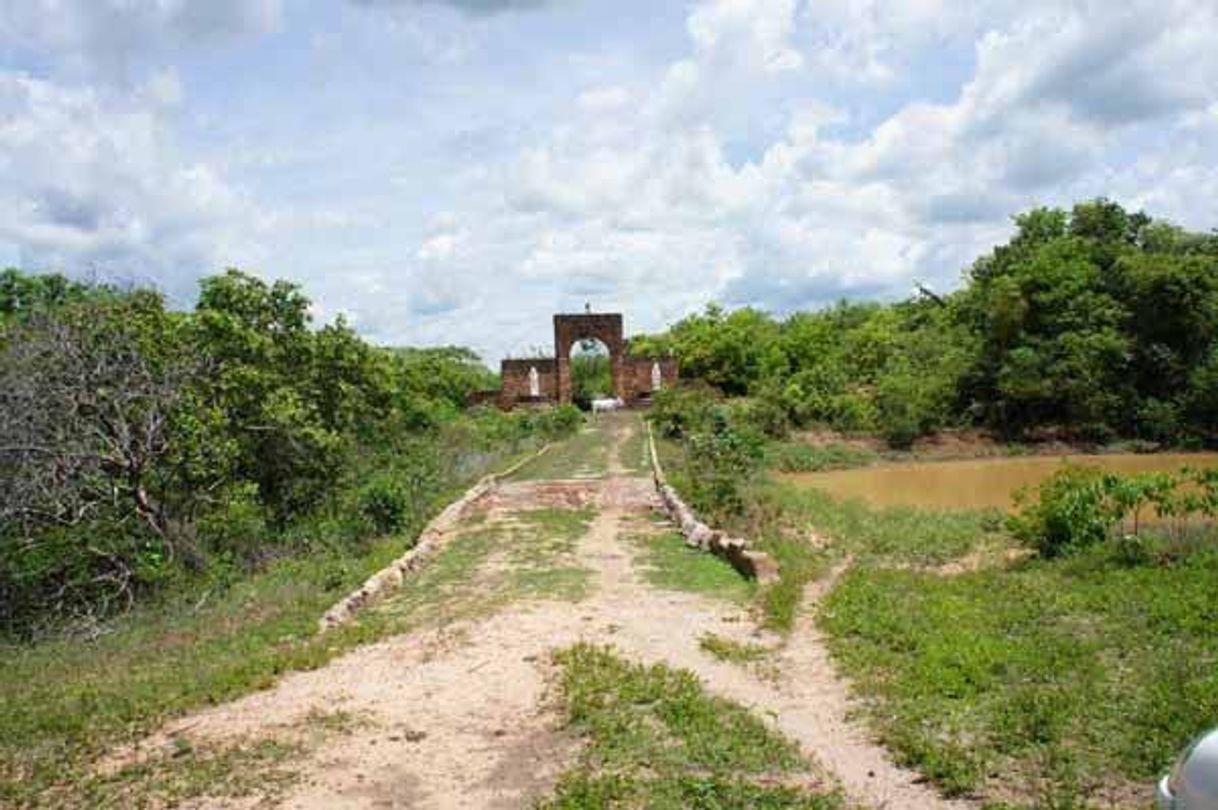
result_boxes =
[568,337,612,410]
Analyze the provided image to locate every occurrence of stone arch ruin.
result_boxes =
[495,311,678,409]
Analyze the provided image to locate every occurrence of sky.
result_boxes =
[1,0,1216,363]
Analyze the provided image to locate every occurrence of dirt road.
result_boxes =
[126,414,966,809]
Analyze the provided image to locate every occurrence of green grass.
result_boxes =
[69,707,366,808]
[631,529,756,604]
[77,737,305,808]
[537,643,843,809]
[698,633,771,664]
[819,544,1218,805]
[511,422,610,480]
[766,441,877,472]
[757,479,1007,567]
[0,541,408,808]
[506,507,596,601]
[376,506,595,626]
[616,414,650,475]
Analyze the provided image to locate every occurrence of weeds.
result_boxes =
[538,643,842,809]
[698,633,771,665]
[819,543,1218,804]
[766,442,877,473]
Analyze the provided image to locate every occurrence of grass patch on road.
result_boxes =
[538,643,842,810]
[631,529,756,604]
[78,737,305,809]
[698,633,771,665]
[377,506,595,625]
[72,707,367,808]
[508,507,595,601]
[511,423,610,481]
[820,544,1218,805]
[617,414,650,475]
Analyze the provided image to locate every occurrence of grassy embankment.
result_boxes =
[660,426,1218,807]
[767,464,1218,804]
[0,440,599,808]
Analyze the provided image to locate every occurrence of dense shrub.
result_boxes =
[358,474,411,536]
[684,412,765,522]
[648,386,717,439]
[537,404,584,438]
[0,269,550,637]
[1008,464,1218,558]
[1008,467,1118,557]
[633,199,1218,447]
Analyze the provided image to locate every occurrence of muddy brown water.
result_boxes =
[778,452,1218,512]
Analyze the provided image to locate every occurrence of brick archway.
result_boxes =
[554,313,624,404]
[490,310,678,409]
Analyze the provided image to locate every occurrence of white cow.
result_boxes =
[591,396,625,417]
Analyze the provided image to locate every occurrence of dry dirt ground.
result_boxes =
[113,415,971,810]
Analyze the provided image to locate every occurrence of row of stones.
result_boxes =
[645,423,780,585]
[317,445,552,631]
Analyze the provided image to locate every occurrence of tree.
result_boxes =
[194,269,338,523]
[0,291,198,617]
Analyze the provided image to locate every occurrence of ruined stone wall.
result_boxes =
[622,358,679,402]
[499,358,557,408]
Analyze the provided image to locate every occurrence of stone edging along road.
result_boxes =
[317,444,552,632]
[645,421,779,584]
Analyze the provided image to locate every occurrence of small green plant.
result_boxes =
[1008,464,1218,558]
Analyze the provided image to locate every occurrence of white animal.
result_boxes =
[591,397,625,416]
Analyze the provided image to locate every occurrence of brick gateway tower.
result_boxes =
[494,311,677,409]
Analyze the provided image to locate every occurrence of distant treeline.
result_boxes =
[631,199,1218,448]
[0,269,579,637]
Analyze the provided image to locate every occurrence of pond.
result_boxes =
[778,452,1218,512]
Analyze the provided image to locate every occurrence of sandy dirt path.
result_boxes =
[135,415,968,810]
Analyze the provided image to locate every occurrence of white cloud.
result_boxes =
[0,72,260,299]
[687,0,805,73]
[0,1,280,78]
[3,0,1218,359]
[473,0,1218,323]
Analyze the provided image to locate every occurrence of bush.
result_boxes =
[684,411,765,521]
[539,404,583,438]
[1007,466,1118,557]
[358,474,410,536]
[1135,398,1183,445]
[728,393,789,439]
[195,485,270,562]
[1006,465,1218,558]
[647,386,716,439]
